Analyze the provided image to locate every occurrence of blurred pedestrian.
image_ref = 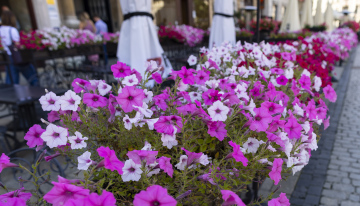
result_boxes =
[79,12,96,33]
[93,14,108,35]
[0,10,38,85]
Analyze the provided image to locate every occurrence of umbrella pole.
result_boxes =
[256,0,260,43]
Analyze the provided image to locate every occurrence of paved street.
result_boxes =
[288,46,360,205]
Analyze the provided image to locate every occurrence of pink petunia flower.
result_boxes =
[24,124,45,148]
[269,158,283,185]
[48,111,60,122]
[176,66,195,85]
[324,116,330,130]
[43,182,90,206]
[298,75,311,90]
[323,85,337,102]
[71,78,91,93]
[284,116,302,139]
[127,150,158,165]
[133,185,177,206]
[261,101,284,115]
[249,108,272,132]
[153,93,169,111]
[83,93,108,108]
[195,69,210,85]
[151,72,163,84]
[157,156,174,177]
[116,86,145,113]
[202,89,223,105]
[84,191,116,206]
[40,124,68,148]
[111,61,131,78]
[39,91,61,111]
[0,154,18,173]
[0,188,31,205]
[207,121,227,141]
[221,190,246,206]
[97,146,124,175]
[268,193,290,206]
[276,75,288,85]
[154,115,183,135]
[228,141,248,167]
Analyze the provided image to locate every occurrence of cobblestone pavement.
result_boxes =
[290,47,360,205]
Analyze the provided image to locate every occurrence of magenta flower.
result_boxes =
[276,75,288,85]
[116,86,145,113]
[157,156,174,177]
[24,124,45,148]
[228,141,248,167]
[127,150,158,165]
[284,117,302,139]
[0,189,31,205]
[176,66,195,85]
[291,80,300,96]
[298,75,311,90]
[280,52,292,61]
[71,78,91,93]
[133,185,177,206]
[269,158,283,185]
[221,190,246,206]
[153,93,169,111]
[195,69,210,85]
[268,193,290,206]
[202,89,222,105]
[181,148,203,166]
[43,182,90,206]
[111,61,131,78]
[324,116,330,130]
[83,191,116,206]
[47,111,60,123]
[152,72,163,84]
[177,103,197,116]
[267,115,286,132]
[83,93,107,108]
[305,100,317,120]
[249,108,272,132]
[261,101,284,115]
[97,146,124,175]
[323,85,337,102]
[154,115,183,135]
[0,154,18,173]
[207,121,227,141]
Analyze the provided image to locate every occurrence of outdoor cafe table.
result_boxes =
[0,85,66,150]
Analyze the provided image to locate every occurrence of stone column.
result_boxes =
[58,0,79,28]
[276,3,282,21]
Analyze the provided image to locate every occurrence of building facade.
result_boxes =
[1,0,359,32]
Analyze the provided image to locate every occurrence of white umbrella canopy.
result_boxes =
[314,0,324,25]
[324,2,334,31]
[300,0,314,28]
[209,0,236,48]
[117,0,172,80]
[280,0,301,32]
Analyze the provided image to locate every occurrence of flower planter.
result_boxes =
[236,36,253,44]
[266,38,298,44]
[106,42,118,55]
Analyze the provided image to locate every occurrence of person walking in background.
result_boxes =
[93,14,108,35]
[0,10,38,85]
[79,12,96,33]
[79,12,98,64]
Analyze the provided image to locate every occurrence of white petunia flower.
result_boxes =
[68,131,88,149]
[59,90,81,111]
[122,74,139,86]
[121,159,143,182]
[144,118,159,130]
[161,130,178,149]
[187,55,197,66]
[143,89,153,103]
[41,124,68,148]
[207,101,230,122]
[313,76,322,92]
[175,155,188,171]
[243,137,264,154]
[98,81,112,96]
[77,151,92,170]
[133,103,153,118]
[39,91,61,111]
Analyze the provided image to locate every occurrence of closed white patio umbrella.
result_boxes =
[314,0,324,25]
[324,1,334,31]
[280,0,301,32]
[209,0,236,48]
[117,0,172,81]
[300,0,314,28]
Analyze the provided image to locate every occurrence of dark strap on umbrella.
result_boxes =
[124,12,154,21]
[214,12,234,18]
